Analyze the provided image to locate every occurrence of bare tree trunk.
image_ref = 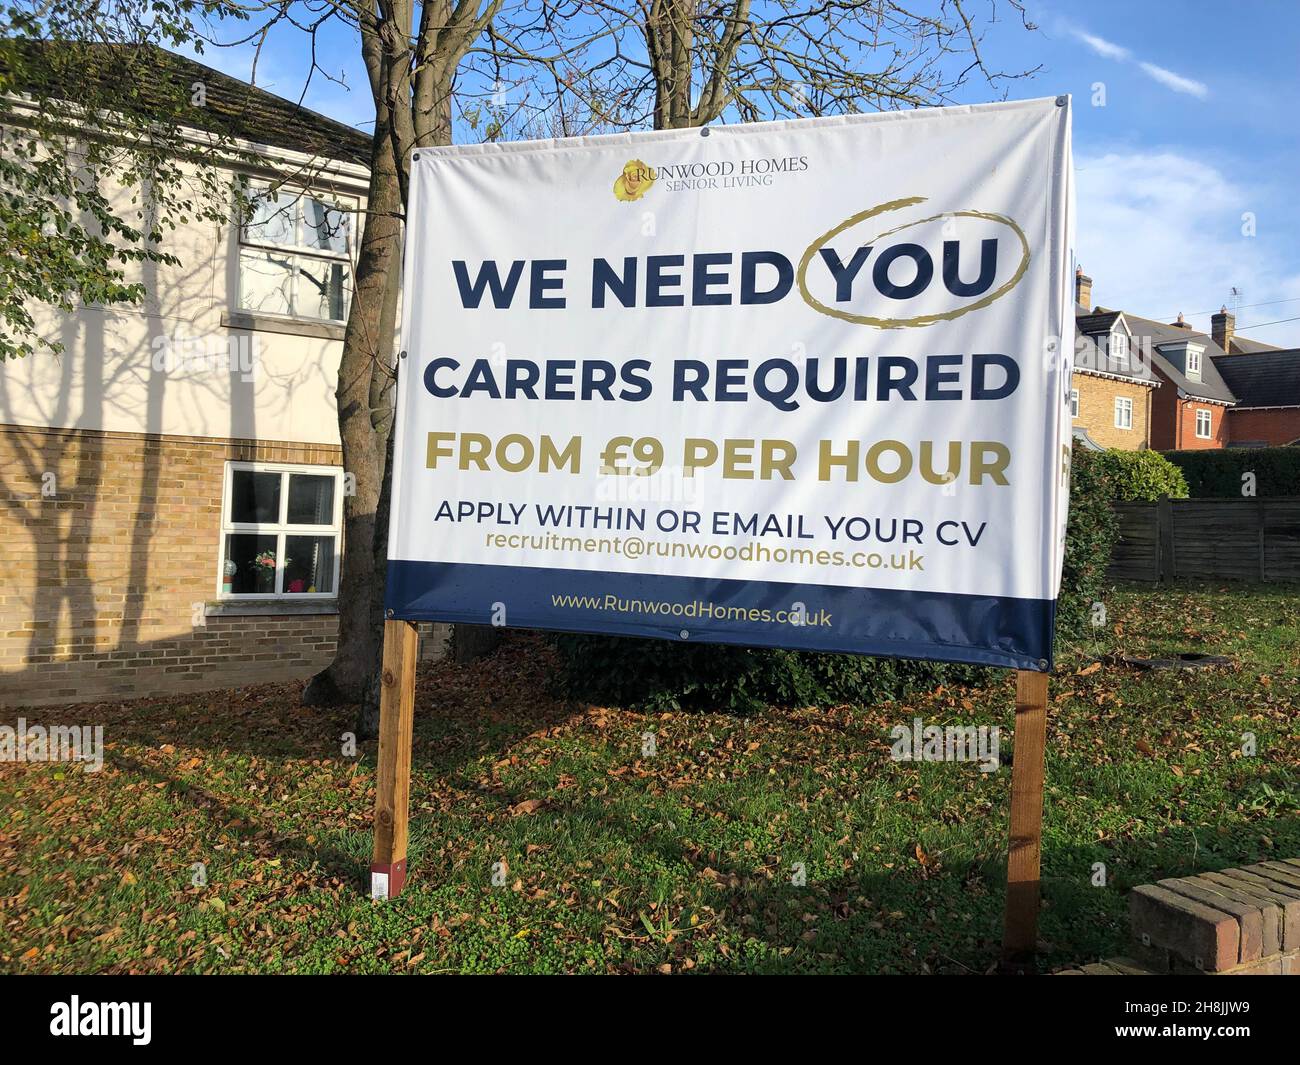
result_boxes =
[303,11,404,714]
[306,0,501,733]
[645,0,749,129]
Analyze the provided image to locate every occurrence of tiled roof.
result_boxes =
[1076,310,1122,334]
[1073,309,1158,385]
[1072,426,1104,451]
[1228,335,1282,355]
[1075,301,1300,407]
[3,40,370,165]
[1212,349,1300,408]
[1119,312,1238,404]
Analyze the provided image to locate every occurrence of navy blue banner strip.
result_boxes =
[386,560,1054,671]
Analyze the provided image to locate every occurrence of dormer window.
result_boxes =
[1156,338,1206,384]
[1109,331,1129,369]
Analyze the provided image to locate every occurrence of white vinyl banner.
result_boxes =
[387,97,1075,670]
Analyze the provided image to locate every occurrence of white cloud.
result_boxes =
[1075,151,1300,346]
[1065,25,1209,102]
[1137,62,1209,99]
[1072,30,1130,62]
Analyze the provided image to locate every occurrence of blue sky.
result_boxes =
[976,0,1300,347]
[188,0,1300,346]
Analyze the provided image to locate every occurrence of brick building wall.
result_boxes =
[0,425,447,708]
[1149,385,1176,450]
[1176,400,1230,450]
[1150,390,1231,451]
[1072,373,1153,449]
[1225,407,1300,447]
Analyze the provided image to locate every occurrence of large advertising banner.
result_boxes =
[386,97,1075,671]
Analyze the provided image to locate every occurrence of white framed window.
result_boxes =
[1185,345,1202,380]
[1114,396,1133,430]
[1109,331,1130,368]
[218,462,344,597]
[239,182,356,322]
[1070,389,1080,417]
[1195,408,1213,439]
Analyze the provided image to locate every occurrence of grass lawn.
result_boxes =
[2,581,1297,974]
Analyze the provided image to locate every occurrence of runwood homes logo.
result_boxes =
[613,159,655,201]
[613,154,810,198]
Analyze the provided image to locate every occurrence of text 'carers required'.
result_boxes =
[422,352,1022,412]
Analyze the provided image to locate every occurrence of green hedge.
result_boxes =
[551,442,1116,711]
[550,634,985,714]
[1055,443,1118,640]
[1164,447,1300,498]
[1091,449,1188,502]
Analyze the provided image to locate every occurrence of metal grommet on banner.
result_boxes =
[699,127,710,137]
[412,153,420,161]
[679,629,690,639]
[1038,659,1049,671]
[1055,96,1067,106]
[399,350,407,360]
[386,608,394,619]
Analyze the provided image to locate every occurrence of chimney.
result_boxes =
[1173,312,1189,329]
[1212,305,1235,352]
[1075,266,1092,311]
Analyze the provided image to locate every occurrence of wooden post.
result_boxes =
[1002,668,1049,969]
[1257,496,1267,582]
[370,619,419,900]
[1157,494,1174,582]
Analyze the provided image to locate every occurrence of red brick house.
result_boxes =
[1138,312,1236,450]
[1213,347,1300,446]
[1074,279,1300,451]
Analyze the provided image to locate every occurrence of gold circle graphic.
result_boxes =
[796,196,1031,328]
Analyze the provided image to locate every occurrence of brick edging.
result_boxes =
[1059,859,1300,976]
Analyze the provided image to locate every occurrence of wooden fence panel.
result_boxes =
[1171,500,1261,581]
[1105,497,1300,583]
[1109,503,1159,581]
[1262,498,1300,581]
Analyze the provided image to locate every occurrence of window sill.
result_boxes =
[206,598,339,618]
[222,311,346,341]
